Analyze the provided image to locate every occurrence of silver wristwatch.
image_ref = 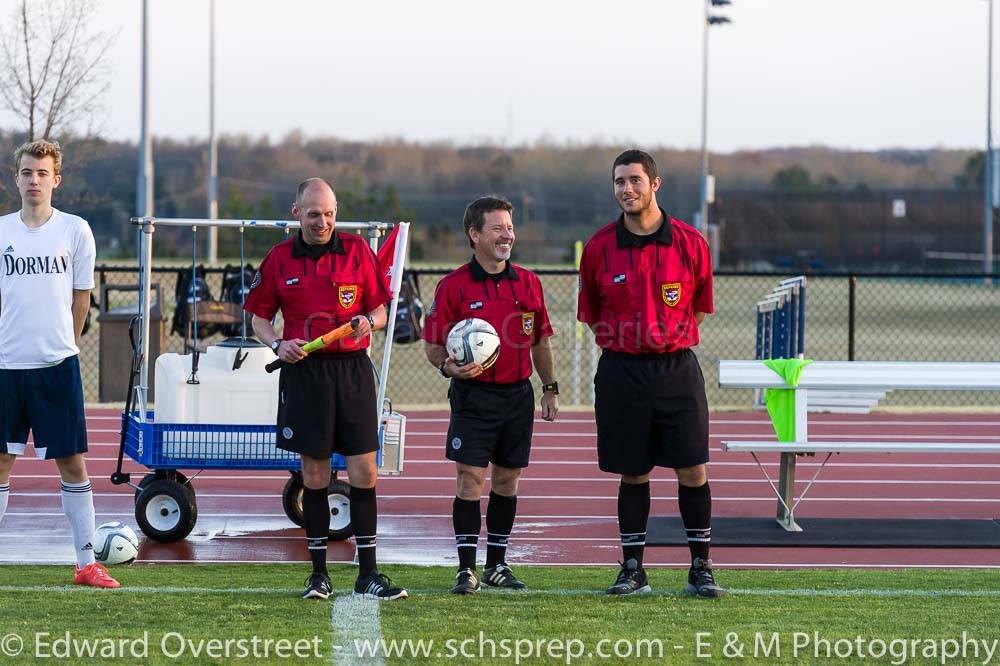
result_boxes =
[270,339,282,355]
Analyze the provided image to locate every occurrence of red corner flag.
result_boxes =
[376,224,401,293]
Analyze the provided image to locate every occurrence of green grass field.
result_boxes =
[1,565,998,664]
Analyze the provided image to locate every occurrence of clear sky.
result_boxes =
[1,0,995,151]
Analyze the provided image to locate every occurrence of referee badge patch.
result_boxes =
[662,282,681,307]
[338,285,358,308]
[521,312,535,336]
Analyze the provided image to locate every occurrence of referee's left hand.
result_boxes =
[540,392,558,422]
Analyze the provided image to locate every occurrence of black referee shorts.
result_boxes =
[446,379,534,469]
[594,349,709,475]
[276,352,379,459]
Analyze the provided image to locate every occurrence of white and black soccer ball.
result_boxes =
[94,521,140,565]
[446,318,500,369]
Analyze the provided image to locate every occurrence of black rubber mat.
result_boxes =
[646,517,1000,548]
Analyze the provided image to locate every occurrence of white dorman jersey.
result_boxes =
[0,209,96,369]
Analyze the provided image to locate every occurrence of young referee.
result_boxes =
[577,150,725,598]
[246,178,407,601]
[423,196,558,594]
[0,140,119,588]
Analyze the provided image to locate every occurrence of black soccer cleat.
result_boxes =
[606,558,652,595]
[686,557,726,598]
[450,568,481,594]
[483,563,527,590]
[302,572,332,600]
[354,571,408,601]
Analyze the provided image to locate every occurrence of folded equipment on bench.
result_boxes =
[718,360,1000,531]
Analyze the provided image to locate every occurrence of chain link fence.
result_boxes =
[80,266,1000,410]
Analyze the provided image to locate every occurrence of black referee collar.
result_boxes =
[615,207,673,248]
[469,256,519,282]
[291,230,345,259]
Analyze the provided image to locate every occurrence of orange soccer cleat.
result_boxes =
[74,562,121,589]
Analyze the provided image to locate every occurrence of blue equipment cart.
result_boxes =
[112,217,410,543]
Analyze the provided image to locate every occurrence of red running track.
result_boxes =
[1,409,998,569]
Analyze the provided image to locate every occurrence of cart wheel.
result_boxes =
[135,471,194,500]
[135,479,198,543]
[326,479,353,541]
[281,474,306,528]
[281,473,353,540]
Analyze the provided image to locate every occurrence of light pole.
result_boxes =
[985,0,995,276]
[136,0,153,221]
[207,0,219,264]
[697,0,731,236]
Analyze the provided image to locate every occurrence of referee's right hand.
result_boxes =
[444,358,484,379]
[278,338,309,364]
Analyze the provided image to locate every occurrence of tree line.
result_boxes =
[0,129,983,264]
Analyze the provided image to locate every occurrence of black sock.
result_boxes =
[678,482,712,562]
[485,491,517,568]
[302,486,330,575]
[618,481,650,566]
[350,486,378,577]
[452,497,481,570]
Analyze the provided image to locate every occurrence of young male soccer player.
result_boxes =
[0,140,119,588]
[246,178,407,601]
[423,195,558,594]
[577,150,725,597]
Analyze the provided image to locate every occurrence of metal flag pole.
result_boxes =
[376,222,410,418]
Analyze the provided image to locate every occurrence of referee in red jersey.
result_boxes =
[577,150,724,597]
[424,196,558,594]
[246,178,407,601]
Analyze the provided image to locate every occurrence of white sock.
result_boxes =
[61,480,96,568]
[0,482,9,525]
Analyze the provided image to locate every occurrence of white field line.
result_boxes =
[76,439,1000,453]
[2,584,1000,598]
[81,431,1000,442]
[14,533,1000,546]
[402,417,1000,427]
[85,414,1000,428]
[331,595,384,666]
[81,536,618,543]
[20,454,1000,467]
[4,557,998,569]
[9,473,1000,486]
[5,523,1000,545]
[0,512,633,519]
[405,432,1000,440]
[133,562,1000,570]
[0,584,295,593]
[7,511,990,522]
[8,490,1000,503]
[16,458,1000,471]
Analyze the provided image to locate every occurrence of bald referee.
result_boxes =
[246,178,407,601]
[578,150,724,597]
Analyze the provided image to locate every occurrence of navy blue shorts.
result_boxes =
[0,355,88,460]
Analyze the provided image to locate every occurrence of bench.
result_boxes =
[718,360,1000,531]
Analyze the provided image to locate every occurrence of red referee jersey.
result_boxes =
[244,231,390,353]
[577,210,713,355]
[423,257,554,384]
